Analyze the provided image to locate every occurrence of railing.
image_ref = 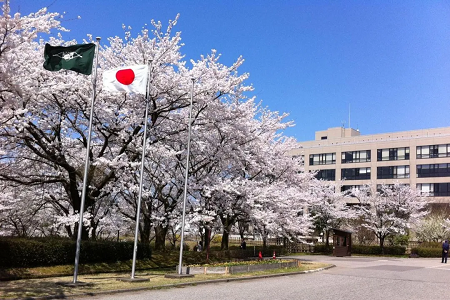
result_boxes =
[228,236,283,246]
[286,242,314,253]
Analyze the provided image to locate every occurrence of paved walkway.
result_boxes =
[3,255,449,299]
[84,255,450,300]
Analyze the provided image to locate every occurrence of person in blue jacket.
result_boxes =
[442,240,449,263]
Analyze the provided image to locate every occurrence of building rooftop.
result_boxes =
[299,126,450,149]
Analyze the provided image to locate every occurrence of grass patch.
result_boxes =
[0,250,224,281]
[0,259,163,281]
[0,262,331,299]
[190,259,294,267]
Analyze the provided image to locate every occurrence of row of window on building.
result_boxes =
[309,144,450,166]
[339,183,450,197]
[316,164,450,181]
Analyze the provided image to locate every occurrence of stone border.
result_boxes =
[183,259,301,274]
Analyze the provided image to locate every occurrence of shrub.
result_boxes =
[418,241,442,248]
[352,245,381,255]
[211,235,222,244]
[387,234,409,247]
[0,237,151,268]
[351,245,406,255]
[313,244,333,254]
[209,245,222,251]
[175,243,190,251]
[205,245,286,260]
[410,247,442,257]
[382,246,406,255]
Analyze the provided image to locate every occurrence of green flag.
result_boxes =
[43,43,95,75]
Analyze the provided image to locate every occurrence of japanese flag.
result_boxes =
[102,65,148,95]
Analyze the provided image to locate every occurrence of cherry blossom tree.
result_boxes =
[0,4,251,240]
[414,207,450,242]
[244,140,317,248]
[107,42,256,249]
[351,183,428,253]
[0,1,65,109]
[0,2,319,249]
[0,2,68,236]
[186,101,318,249]
[309,180,356,246]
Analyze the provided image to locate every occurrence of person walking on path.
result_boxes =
[442,240,449,263]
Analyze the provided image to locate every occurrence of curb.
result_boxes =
[14,264,336,300]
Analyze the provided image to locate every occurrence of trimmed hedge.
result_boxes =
[410,242,446,257]
[312,244,405,255]
[410,247,442,257]
[0,237,151,268]
[417,242,441,248]
[352,245,406,255]
[313,244,333,254]
[208,245,286,260]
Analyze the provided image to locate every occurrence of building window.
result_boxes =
[417,164,450,178]
[341,150,371,163]
[292,155,305,164]
[376,184,410,196]
[341,167,371,180]
[417,183,450,196]
[377,147,409,161]
[321,136,327,140]
[309,153,336,165]
[315,169,336,181]
[341,185,362,192]
[377,166,410,179]
[376,184,409,190]
[417,144,450,159]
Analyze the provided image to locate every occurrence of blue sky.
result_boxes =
[12,0,450,141]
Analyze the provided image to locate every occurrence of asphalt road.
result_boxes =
[82,255,450,300]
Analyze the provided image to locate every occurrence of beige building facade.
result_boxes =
[291,127,450,203]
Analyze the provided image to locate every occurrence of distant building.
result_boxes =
[291,127,450,204]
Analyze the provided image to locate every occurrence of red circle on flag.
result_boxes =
[116,69,135,85]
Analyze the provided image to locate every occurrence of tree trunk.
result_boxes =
[139,200,152,244]
[154,225,168,250]
[219,214,236,250]
[65,225,73,238]
[205,227,211,262]
[325,229,330,247]
[238,220,247,239]
[91,225,97,240]
[262,226,268,249]
[221,224,232,250]
[204,226,211,250]
[139,215,152,244]
[90,218,99,240]
[379,236,385,254]
[72,222,89,240]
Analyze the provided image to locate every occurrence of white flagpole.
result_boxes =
[178,78,195,275]
[73,37,101,284]
[131,60,153,279]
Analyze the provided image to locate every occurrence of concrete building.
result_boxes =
[291,126,450,204]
